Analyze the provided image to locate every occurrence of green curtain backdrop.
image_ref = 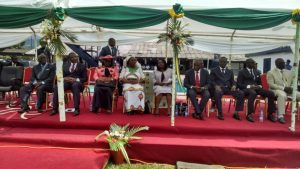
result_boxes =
[0,6,48,28]
[185,8,291,30]
[65,6,169,29]
[0,6,293,30]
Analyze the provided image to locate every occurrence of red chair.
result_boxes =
[85,67,96,100]
[23,67,32,85]
[260,73,269,90]
[247,74,269,117]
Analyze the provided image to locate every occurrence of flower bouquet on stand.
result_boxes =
[95,123,149,165]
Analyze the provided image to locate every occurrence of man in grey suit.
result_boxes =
[267,58,300,124]
[184,59,210,120]
[18,54,55,113]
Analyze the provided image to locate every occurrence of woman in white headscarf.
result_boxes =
[120,56,145,114]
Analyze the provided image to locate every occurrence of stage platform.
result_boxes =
[0,97,300,169]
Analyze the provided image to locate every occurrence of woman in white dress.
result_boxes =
[120,56,145,114]
[153,59,172,115]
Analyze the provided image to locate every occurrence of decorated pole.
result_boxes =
[158,4,193,126]
[289,9,300,132]
[40,8,77,122]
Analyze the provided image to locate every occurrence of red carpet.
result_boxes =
[0,97,300,168]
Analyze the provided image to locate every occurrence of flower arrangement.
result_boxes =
[95,123,149,164]
[157,3,193,86]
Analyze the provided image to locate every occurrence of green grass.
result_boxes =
[105,162,175,169]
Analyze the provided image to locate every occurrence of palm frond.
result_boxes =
[60,30,77,42]
[119,142,131,165]
[126,126,149,138]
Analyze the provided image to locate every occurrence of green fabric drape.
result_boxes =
[0,6,294,30]
[65,6,169,29]
[0,6,48,28]
[185,8,291,30]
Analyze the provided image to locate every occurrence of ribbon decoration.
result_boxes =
[292,9,300,24]
[53,7,65,21]
[169,3,184,19]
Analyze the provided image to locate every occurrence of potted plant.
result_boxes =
[95,123,149,165]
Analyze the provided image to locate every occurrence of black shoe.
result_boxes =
[37,109,43,113]
[199,113,204,120]
[268,114,276,122]
[18,106,30,114]
[49,109,58,116]
[192,113,200,119]
[246,114,254,122]
[233,113,242,121]
[73,109,80,116]
[127,111,134,115]
[278,117,286,124]
[217,113,224,120]
[91,108,98,113]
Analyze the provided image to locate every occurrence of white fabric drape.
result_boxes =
[0,33,32,48]
[191,37,294,55]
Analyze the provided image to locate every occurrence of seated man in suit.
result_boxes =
[18,54,55,113]
[267,58,300,124]
[50,52,87,116]
[184,59,210,120]
[237,58,276,122]
[210,57,244,120]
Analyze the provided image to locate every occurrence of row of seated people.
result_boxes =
[91,55,172,115]
[17,53,172,117]
[16,53,300,124]
[185,57,300,124]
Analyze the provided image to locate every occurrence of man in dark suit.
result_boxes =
[99,38,117,58]
[237,58,276,122]
[18,54,55,113]
[184,59,210,120]
[210,57,244,120]
[50,52,87,116]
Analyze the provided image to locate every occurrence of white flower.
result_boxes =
[103,130,109,136]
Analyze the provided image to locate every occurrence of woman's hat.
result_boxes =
[101,55,113,59]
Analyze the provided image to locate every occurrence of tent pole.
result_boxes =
[289,22,300,132]
[228,30,236,69]
[165,20,169,62]
[171,51,176,126]
[30,27,37,62]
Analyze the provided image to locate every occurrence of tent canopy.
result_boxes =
[0,0,298,55]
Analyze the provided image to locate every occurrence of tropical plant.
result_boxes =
[40,8,77,121]
[157,4,193,85]
[95,123,149,165]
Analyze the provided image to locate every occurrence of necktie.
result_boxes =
[70,63,75,72]
[250,69,255,79]
[161,72,165,82]
[104,67,111,77]
[222,68,225,74]
[196,71,200,87]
